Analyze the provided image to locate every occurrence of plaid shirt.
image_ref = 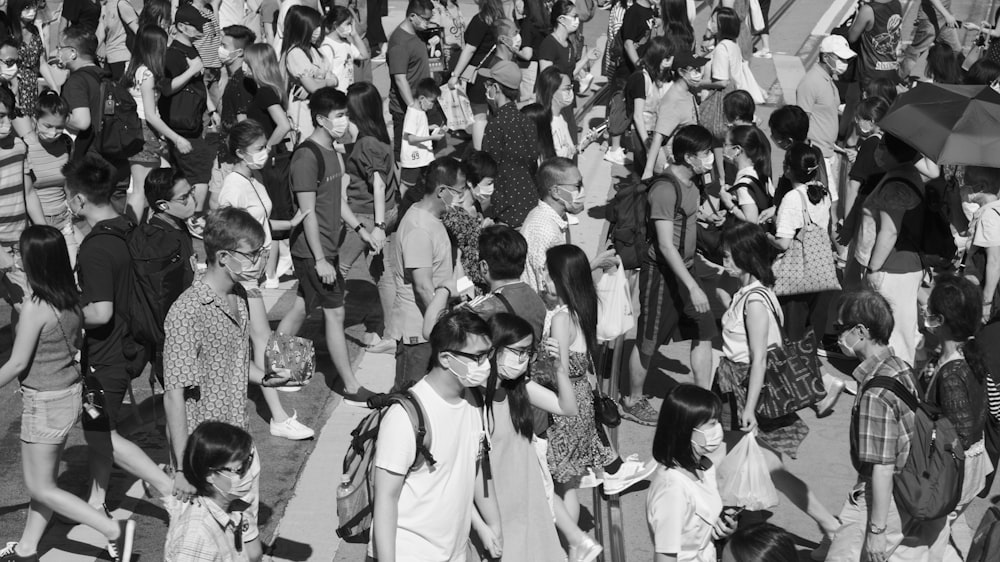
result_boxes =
[164,497,250,561]
[850,347,920,475]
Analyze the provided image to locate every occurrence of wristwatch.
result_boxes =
[354,223,363,233]
[869,523,886,535]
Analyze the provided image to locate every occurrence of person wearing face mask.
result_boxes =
[646,384,737,562]
[825,290,943,562]
[534,67,578,160]
[479,313,602,562]
[9,0,58,140]
[838,96,889,289]
[218,24,256,178]
[371,308,502,562]
[399,78,447,190]
[624,36,674,176]
[796,35,855,208]
[446,0,505,149]
[959,166,1000,320]
[24,92,78,265]
[715,221,843,559]
[382,156,468,385]
[387,0,437,162]
[282,5,338,143]
[0,86,40,315]
[321,6,371,93]
[918,276,993,560]
[96,0,131,79]
[162,209,315,562]
[626,126,717,426]
[520,157,618,294]
[481,60,540,228]
[641,52,709,180]
[163,421,261,561]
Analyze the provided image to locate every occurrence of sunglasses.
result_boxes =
[213,449,255,478]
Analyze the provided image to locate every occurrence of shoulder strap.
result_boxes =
[493,289,515,314]
[740,286,782,329]
[863,376,921,413]
[398,391,436,469]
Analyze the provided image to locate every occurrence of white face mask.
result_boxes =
[20,8,36,22]
[244,147,269,170]
[472,181,494,198]
[339,25,354,38]
[225,251,264,283]
[448,353,492,387]
[0,121,14,138]
[37,125,63,143]
[212,468,254,500]
[559,89,574,106]
[321,115,349,139]
[691,422,724,454]
[561,15,580,32]
[962,201,981,222]
[507,34,522,51]
[219,46,241,63]
[497,351,529,380]
[827,55,848,75]
[0,63,16,81]
[686,70,704,84]
[837,327,859,358]
[557,185,585,214]
[692,151,714,173]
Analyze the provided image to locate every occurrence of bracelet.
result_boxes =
[436,285,452,299]
[354,223,363,233]
[375,222,387,230]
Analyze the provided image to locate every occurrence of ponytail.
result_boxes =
[805,180,828,205]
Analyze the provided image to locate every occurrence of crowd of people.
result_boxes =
[0,0,999,561]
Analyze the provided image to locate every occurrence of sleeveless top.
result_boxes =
[858,0,902,86]
[21,308,83,391]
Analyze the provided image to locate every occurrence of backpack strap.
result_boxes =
[863,376,921,413]
[294,139,327,186]
[400,391,436,469]
[646,172,685,249]
[492,289,514,314]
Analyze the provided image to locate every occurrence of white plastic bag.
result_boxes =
[439,87,474,132]
[716,431,779,511]
[596,263,634,342]
[749,0,766,33]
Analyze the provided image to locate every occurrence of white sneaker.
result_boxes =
[603,458,656,495]
[277,384,303,392]
[269,412,315,440]
[263,277,280,289]
[603,147,626,166]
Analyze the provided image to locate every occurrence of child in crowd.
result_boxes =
[322,5,370,93]
[24,91,75,263]
[400,77,446,189]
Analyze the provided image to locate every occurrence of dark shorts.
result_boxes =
[637,260,717,358]
[129,120,169,165]
[294,256,345,310]
[80,365,132,432]
[400,166,425,185]
[170,135,217,185]
[395,341,432,388]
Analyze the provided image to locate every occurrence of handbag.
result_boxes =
[740,287,827,419]
[696,81,736,141]
[772,189,841,297]
[264,331,316,386]
[735,59,767,104]
[56,312,105,420]
[459,44,496,83]
[593,388,621,427]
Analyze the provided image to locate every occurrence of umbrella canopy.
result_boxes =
[878,83,1000,166]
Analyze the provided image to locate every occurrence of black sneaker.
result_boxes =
[342,386,380,408]
[619,397,659,426]
[0,543,38,562]
[107,520,135,562]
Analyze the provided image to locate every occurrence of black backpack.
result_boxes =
[970,498,1000,562]
[894,175,958,268]
[730,174,772,213]
[81,220,187,374]
[95,77,143,160]
[607,173,683,270]
[165,49,208,138]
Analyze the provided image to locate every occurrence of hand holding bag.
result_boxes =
[717,430,780,510]
[772,189,841,297]
[596,263,634,342]
[741,288,827,419]
[265,331,316,386]
[439,87,475,131]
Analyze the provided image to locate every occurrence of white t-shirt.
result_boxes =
[646,464,723,562]
[218,171,274,246]
[710,40,741,84]
[401,106,435,169]
[774,184,831,239]
[551,114,576,159]
[972,200,1000,248]
[370,379,484,562]
[731,166,772,209]
[321,36,362,93]
[128,65,154,120]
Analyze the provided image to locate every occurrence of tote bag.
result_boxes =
[772,190,841,296]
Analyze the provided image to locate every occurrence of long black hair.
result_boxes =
[346,81,391,146]
[485,313,536,439]
[653,384,722,473]
[545,244,598,365]
[785,141,827,204]
[929,275,988,387]
[19,225,79,312]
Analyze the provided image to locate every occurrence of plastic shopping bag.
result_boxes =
[596,263,634,342]
[716,431,779,511]
[439,86,474,132]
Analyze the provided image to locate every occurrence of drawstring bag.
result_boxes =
[716,430,780,511]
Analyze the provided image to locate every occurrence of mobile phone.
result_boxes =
[722,506,745,518]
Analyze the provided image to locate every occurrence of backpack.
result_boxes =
[81,220,187,374]
[166,48,208,137]
[336,390,435,542]
[730,174,772,214]
[895,175,958,268]
[607,173,683,270]
[969,497,1000,562]
[95,77,144,160]
[857,376,965,521]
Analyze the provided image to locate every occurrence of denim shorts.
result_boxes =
[20,382,82,445]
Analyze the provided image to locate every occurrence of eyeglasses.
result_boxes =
[411,11,433,24]
[228,245,267,264]
[0,58,18,66]
[504,345,536,361]
[212,449,255,478]
[556,181,584,191]
[446,349,493,365]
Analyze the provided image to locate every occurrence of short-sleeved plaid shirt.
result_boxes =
[850,348,920,475]
[164,496,250,561]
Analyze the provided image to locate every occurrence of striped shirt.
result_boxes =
[0,137,28,246]
[192,2,223,69]
[25,134,71,217]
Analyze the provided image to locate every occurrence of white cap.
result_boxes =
[819,35,857,59]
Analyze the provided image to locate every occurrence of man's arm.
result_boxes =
[411,266,436,313]
[867,208,904,273]
[66,107,91,134]
[81,301,113,327]
[653,219,708,311]
[473,461,502,555]
[163,388,189,465]
[393,74,415,107]
[372,467,405,562]
[864,463,895,559]
[847,4,874,43]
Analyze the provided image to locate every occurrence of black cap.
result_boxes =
[672,51,710,71]
[175,4,210,30]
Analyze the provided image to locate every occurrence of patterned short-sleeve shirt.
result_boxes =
[162,280,251,432]
[850,348,919,475]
